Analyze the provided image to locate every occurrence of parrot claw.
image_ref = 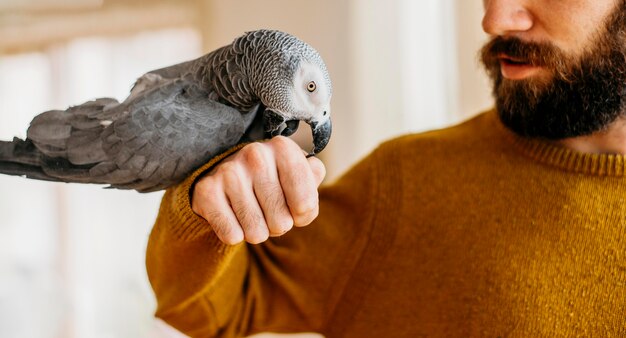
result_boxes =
[280,120,300,137]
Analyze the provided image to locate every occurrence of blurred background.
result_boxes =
[0,0,493,337]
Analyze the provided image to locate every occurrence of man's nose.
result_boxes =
[482,0,533,36]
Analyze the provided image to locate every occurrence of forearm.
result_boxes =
[146,145,249,336]
[146,184,249,336]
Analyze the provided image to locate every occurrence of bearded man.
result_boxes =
[146,0,626,336]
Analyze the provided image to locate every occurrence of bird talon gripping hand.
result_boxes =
[0,30,332,192]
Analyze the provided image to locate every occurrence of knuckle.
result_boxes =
[309,158,327,182]
[215,161,239,178]
[193,175,214,193]
[292,200,319,226]
[242,142,265,156]
[292,190,319,214]
[245,227,270,244]
[192,187,218,217]
[243,143,269,172]
[241,142,259,155]
[271,217,294,235]
[194,177,218,196]
[271,135,297,152]
[221,230,244,245]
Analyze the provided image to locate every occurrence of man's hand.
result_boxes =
[191,136,326,245]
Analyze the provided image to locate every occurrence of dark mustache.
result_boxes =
[481,36,565,68]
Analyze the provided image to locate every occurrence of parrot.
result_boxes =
[0,29,332,193]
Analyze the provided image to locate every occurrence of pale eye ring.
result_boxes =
[307,81,317,92]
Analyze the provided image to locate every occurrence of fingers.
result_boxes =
[223,165,270,244]
[244,143,294,237]
[194,160,271,245]
[307,156,326,186]
[273,137,321,227]
[191,136,325,245]
[192,178,244,245]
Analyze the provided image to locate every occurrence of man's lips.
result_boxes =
[498,54,543,80]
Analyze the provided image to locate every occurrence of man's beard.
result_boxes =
[480,3,626,140]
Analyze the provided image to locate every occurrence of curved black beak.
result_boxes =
[308,118,332,155]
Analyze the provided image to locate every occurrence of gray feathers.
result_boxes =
[0,29,333,192]
[21,80,247,192]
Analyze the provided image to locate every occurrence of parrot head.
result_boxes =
[262,59,332,155]
[244,30,333,155]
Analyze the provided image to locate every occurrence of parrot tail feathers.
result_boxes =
[0,138,60,182]
[0,160,60,182]
[0,139,15,160]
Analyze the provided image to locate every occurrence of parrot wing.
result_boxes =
[103,79,250,192]
[127,59,198,101]
[27,79,250,192]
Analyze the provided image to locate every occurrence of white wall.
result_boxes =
[348,0,460,164]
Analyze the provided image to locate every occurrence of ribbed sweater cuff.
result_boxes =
[165,144,249,241]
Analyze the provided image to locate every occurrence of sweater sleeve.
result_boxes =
[146,147,383,337]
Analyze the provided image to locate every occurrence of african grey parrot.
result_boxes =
[0,29,332,192]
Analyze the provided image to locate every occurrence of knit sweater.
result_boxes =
[146,110,626,337]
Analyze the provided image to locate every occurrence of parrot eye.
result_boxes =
[307,81,317,92]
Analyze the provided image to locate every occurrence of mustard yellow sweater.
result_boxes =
[146,110,626,337]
